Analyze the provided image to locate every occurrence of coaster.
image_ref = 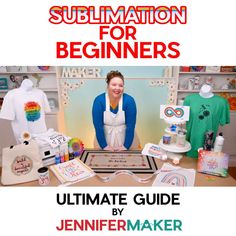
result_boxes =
[80,149,158,173]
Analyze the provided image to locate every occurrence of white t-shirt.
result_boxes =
[0,88,51,142]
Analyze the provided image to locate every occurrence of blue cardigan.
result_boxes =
[92,93,137,149]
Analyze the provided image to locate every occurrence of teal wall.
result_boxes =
[63,66,169,148]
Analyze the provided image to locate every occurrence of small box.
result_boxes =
[180,66,190,72]
[228,97,236,110]
[190,66,205,72]
[220,66,234,72]
[0,78,8,90]
[205,66,220,73]
[6,66,27,72]
[197,150,229,177]
[0,66,7,72]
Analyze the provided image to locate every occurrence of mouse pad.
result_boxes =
[80,149,158,173]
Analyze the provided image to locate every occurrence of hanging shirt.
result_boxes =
[92,92,136,149]
[183,94,230,158]
[0,88,51,142]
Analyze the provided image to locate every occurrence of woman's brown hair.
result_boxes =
[106,70,124,84]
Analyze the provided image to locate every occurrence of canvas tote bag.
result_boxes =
[1,140,43,185]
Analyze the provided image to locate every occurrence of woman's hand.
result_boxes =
[103,146,115,151]
[114,145,127,152]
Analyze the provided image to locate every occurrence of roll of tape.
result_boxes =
[21,131,32,141]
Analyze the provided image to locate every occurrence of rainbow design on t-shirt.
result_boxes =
[24,101,41,122]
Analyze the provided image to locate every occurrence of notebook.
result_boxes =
[50,159,95,186]
[197,150,229,177]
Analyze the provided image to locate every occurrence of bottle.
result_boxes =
[213,132,224,152]
[55,152,61,164]
[74,151,79,158]
[64,152,70,162]
[69,147,74,160]
[60,151,65,163]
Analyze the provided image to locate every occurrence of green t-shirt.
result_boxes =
[183,94,230,158]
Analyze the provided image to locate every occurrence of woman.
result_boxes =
[92,70,138,151]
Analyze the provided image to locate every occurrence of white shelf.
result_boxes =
[0,88,58,93]
[178,89,236,93]
[179,72,236,75]
[40,88,58,92]
[159,139,191,153]
[0,71,56,74]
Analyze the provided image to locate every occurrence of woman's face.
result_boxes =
[107,77,124,99]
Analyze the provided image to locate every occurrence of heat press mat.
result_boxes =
[80,149,158,173]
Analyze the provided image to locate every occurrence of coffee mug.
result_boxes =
[163,134,171,145]
[38,167,50,186]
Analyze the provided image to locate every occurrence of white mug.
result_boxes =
[38,167,50,186]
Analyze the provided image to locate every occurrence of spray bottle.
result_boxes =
[55,152,61,164]
[213,132,224,152]
[203,131,214,151]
